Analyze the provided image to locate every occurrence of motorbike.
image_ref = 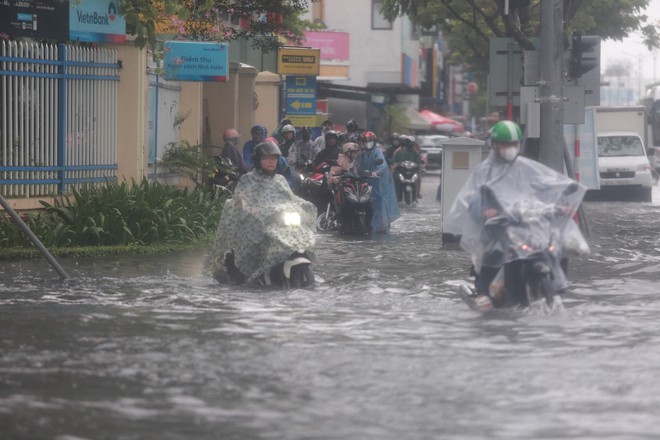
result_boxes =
[215,204,316,289]
[460,183,587,312]
[208,156,240,196]
[317,170,374,235]
[394,160,421,205]
[294,161,334,215]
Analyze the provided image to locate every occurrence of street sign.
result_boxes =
[163,41,228,82]
[285,75,317,115]
[278,47,320,75]
[287,114,327,127]
[488,38,522,108]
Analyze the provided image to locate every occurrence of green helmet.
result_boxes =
[490,121,523,143]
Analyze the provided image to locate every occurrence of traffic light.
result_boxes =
[568,32,600,80]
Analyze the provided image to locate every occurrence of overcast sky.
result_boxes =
[600,0,660,87]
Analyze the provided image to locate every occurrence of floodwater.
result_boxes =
[2,175,660,440]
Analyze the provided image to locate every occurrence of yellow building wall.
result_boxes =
[255,71,281,135]
[113,44,148,183]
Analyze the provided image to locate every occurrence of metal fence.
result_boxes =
[0,41,120,197]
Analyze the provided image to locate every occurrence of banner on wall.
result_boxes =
[70,0,126,44]
[0,0,125,43]
[163,41,229,82]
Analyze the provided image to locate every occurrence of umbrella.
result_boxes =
[418,110,465,133]
[405,107,432,130]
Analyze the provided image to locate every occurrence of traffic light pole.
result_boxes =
[538,0,565,173]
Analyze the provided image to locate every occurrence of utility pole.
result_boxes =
[538,0,564,172]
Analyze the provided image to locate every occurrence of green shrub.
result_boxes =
[0,178,223,249]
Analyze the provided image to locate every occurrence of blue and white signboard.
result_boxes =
[285,75,317,115]
[163,41,229,82]
[70,0,126,44]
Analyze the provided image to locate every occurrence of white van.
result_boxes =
[596,131,653,201]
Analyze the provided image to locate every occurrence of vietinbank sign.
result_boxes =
[70,0,126,44]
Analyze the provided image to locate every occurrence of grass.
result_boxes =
[0,178,224,259]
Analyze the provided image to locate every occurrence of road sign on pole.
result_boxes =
[285,75,317,116]
[278,47,320,75]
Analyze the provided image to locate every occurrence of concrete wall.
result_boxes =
[255,71,281,135]
[178,82,203,146]
[114,44,149,183]
[321,0,407,88]
[203,62,257,148]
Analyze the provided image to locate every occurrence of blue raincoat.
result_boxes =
[354,147,400,233]
[242,125,267,170]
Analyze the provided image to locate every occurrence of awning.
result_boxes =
[405,107,432,130]
[418,109,465,133]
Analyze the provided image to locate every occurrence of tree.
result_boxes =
[118,0,317,53]
[381,0,660,81]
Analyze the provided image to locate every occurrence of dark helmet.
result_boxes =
[325,130,339,141]
[300,125,312,135]
[400,135,415,148]
[346,119,359,132]
[253,141,282,171]
[251,125,264,136]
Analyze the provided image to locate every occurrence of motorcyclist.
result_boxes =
[443,120,589,310]
[314,119,334,152]
[329,142,359,186]
[341,119,361,145]
[208,141,317,285]
[385,133,401,164]
[288,125,320,170]
[219,128,248,175]
[242,125,266,170]
[264,137,297,189]
[312,130,341,167]
[391,135,422,167]
[279,124,296,158]
[354,131,400,233]
[272,118,293,146]
[391,135,423,201]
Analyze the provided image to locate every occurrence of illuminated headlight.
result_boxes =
[283,212,301,226]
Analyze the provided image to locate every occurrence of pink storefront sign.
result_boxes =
[303,31,349,61]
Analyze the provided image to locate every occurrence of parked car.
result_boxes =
[416,135,450,170]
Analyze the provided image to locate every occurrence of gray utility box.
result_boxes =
[440,137,486,242]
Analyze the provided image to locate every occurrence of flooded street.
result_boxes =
[2,174,660,439]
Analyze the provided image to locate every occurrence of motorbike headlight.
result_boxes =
[283,211,301,226]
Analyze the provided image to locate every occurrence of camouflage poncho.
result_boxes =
[208,169,317,284]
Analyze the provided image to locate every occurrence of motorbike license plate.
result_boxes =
[405,186,412,192]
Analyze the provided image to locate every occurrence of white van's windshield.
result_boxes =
[598,136,645,157]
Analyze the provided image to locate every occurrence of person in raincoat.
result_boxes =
[443,120,589,308]
[242,125,266,170]
[354,131,400,233]
[208,141,317,285]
